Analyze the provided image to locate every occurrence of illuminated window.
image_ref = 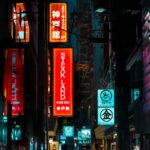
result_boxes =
[12,3,30,42]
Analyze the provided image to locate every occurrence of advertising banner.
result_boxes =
[53,48,73,116]
[97,89,115,125]
[4,49,24,116]
[50,141,59,150]
[98,89,114,107]
[49,3,68,43]
[13,3,29,42]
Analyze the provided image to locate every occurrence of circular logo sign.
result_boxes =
[100,108,113,122]
[100,90,112,102]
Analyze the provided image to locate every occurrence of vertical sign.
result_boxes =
[49,3,68,43]
[97,89,115,125]
[13,3,30,42]
[53,48,73,116]
[4,49,24,116]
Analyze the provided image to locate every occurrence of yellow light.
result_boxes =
[49,138,53,144]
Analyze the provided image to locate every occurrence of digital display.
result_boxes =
[97,107,115,125]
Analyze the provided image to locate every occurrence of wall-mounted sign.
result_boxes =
[12,3,30,42]
[80,129,91,139]
[53,48,73,116]
[4,49,24,116]
[63,126,74,137]
[60,135,66,140]
[50,141,59,150]
[49,3,68,43]
[98,89,114,107]
[77,131,91,145]
[97,107,114,125]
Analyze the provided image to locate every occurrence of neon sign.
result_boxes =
[49,3,68,43]
[4,49,24,116]
[12,3,30,42]
[53,48,73,116]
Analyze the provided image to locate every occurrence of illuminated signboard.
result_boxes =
[77,131,91,145]
[98,89,114,107]
[49,3,68,43]
[63,126,74,137]
[50,141,59,150]
[12,3,30,42]
[4,49,24,116]
[97,107,114,125]
[53,48,73,116]
[80,129,91,139]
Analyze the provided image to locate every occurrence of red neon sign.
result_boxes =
[13,3,30,42]
[53,48,73,116]
[4,49,24,116]
[49,3,68,43]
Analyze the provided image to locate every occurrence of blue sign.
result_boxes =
[98,89,114,107]
[77,131,91,145]
[81,129,91,139]
[60,135,66,140]
[97,107,115,125]
[63,126,74,137]
[131,88,140,102]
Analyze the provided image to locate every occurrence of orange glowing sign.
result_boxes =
[13,3,30,42]
[4,49,24,116]
[49,3,68,43]
[48,51,51,95]
[53,48,73,116]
